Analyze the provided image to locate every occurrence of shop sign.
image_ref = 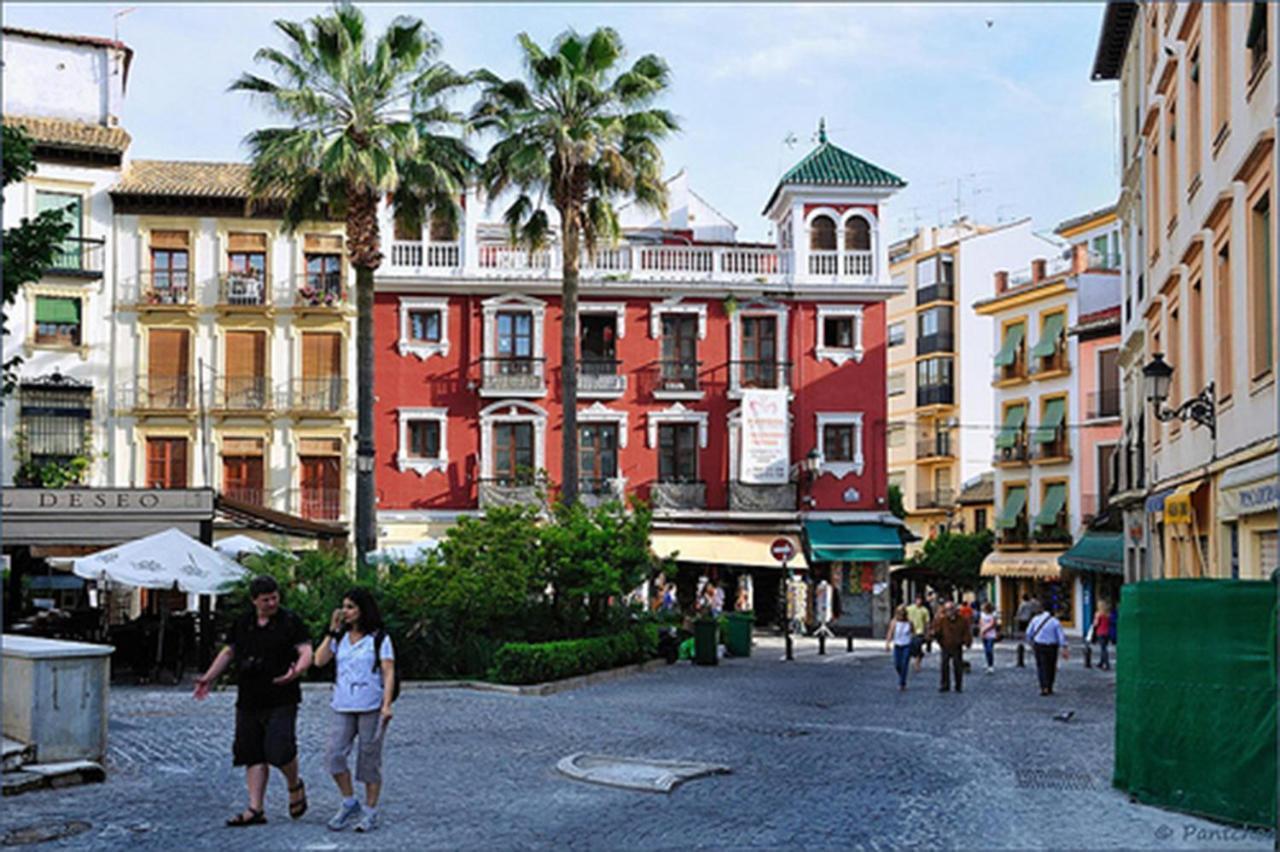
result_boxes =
[1,488,214,513]
[739,388,790,485]
[1220,477,1280,519]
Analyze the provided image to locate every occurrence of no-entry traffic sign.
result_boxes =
[770,537,796,563]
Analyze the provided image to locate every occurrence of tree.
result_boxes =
[232,2,472,566]
[907,529,993,594]
[886,484,906,520]
[471,28,677,504]
[2,125,74,394]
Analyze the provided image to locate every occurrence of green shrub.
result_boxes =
[488,625,657,685]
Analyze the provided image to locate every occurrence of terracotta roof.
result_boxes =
[112,160,288,200]
[4,114,131,155]
[956,473,995,505]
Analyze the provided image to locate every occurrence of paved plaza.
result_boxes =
[2,639,1270,850]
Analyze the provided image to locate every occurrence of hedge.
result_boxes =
[488,625,658,685]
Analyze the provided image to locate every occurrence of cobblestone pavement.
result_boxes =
[3,638,1271,851]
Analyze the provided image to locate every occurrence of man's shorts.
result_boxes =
[233,704,298,768]
[910,636,924,659]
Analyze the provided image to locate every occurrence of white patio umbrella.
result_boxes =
[368,538,440,563]
[214,534,280,561]
[73,528,248,596]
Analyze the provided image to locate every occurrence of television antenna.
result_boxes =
[113,7,137,42]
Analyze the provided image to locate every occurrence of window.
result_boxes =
[1213,2,1230,138]
[146,437,188,489]
[887,370,906,397]
[397,407,448,475]
[1166,97,1178,228]
[147,328,191,409]
[917,306,954,353]
[1167,302,1181,412]
[823,424,855,462]
[580,314,617,365]
[493,422,534,483]
[973,508,987,530]
[815,305,863,365]
[1148,141,1161,257]
[887,423,906,448]
[659,313,699,391]
[35,190,83,268]
[227,233,267,280]
[1189,45,1202,180]
[844,217,870,252]
[299,448,341,521]
[19,379,91,469]
[497,311,533,359]
[1190,278,1204,394]
[823,316,854,349]
[410,309,441,343]
[1249,194,1273,379]
[916,257,937,288]
[33,296,81,346]
[658,424,698,483]
[1247,1,1269,81]
[223,330,267,409]
[888,322,906,347]
[1098,444,1118,505]
[304,233,344,298]
[739,315,779,388]
[1217,240,1234,397]
[222,438,264,506]
[300,332,342,410]
[916,357,954,406]
[939,254,954,286]
[1097,347,1121,418]
[810,215,836,251]
[816,412,864,477]
[578,423,619,488]
[149,230,190,303]
[409,421,441,459]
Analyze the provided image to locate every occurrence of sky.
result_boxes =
[6,2,1121,243]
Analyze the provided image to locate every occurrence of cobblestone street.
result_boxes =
[3,640,1270,850]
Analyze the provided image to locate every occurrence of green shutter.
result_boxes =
[1032,398,1066,444]
[35,296,81,325]
[993,323,1025,367]
[994,404,1027,448]
[996,486,1027,529]
[1030,313,1065,359]
[1034,483,1068,528]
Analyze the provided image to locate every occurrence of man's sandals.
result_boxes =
[225,779,306,827]
[226,808,266,827]
[288,780,308,819]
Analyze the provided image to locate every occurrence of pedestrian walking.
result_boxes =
[885,605,915,691]
[1027,607,1069,695]
[314,587,397,833]
[978,602,1000,673]
[1090,601,1113,670]
[905,595,930,672]
[931,601,972,693]
[193,575,313,827]
[1014,594,1036,638]
[922,592,937,653]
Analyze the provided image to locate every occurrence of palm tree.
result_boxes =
[471,28,677,505]
[232,2,472,566]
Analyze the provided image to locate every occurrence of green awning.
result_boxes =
[1034,483,1068,527]
[35,296,80,324]
[1030,313,1065,359]
[1058,530,1124,575]
[1032,398,1066,444]
[993,323,1025,367]
[996,486,1027,529]
[804,520,906,563]
[994,404,1027,448]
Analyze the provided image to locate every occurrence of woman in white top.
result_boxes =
[884,604,916,691]
[978,602,1000,674]
[314,588,395,833]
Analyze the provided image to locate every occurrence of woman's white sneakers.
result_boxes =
[354,809,379,833]
[327,798,362,831]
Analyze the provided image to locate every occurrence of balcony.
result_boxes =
[807,250,873,278]
[287,377,347,415]
[994,355,1028,385]
[651,480,707,511]
[1087,388,1121,420]
[47,237,106,279]
[914,488,955,510]
[579,477,626,508]
[729,481,796,512]
[916,433,953,460]
[213,376,273,413]
[993,440,1030,467]
[130,270,193,311]
[217,272,272,310]
[222,485,266,507]
[997,519,1030,548]
[916,282,954,306]
[478,476,542,509]
[388,241,461,271]
[916,383,955,407]
[1033,428,1071,463]
[916,332,955,356]
[646,360,702,400]
[294,273,348,313]
[452,243,796,284]
[480,357,546,397]
[127,376,194,413]
[1032,348,1069,377]
[731,360,791,392]
[1032,520,1073,548]
[577,359,626,398]
[292,487,344,522]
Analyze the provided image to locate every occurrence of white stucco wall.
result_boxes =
[2,35,126,125]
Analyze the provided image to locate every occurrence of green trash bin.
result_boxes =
[694,619,719,666]
[725,612,754,658]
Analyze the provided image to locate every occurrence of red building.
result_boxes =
[373,127,911,633]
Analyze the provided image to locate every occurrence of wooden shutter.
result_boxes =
[150,230,189,250]
[146,438,188,488]
[222,437,264,456]
[298,437,341,455]
[304,234,343,253]
[148,329,189,378]
[301,333,341,379]
[227,232,267,252]
[225,331,266,379]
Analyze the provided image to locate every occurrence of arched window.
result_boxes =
[810,215,836,251]
[845,217,871,252]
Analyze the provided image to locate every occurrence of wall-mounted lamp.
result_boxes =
[1142,353,1215,439]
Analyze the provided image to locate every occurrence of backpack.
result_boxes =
[371,629,401,702]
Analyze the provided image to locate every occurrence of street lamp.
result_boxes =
[1142,353,1216,439]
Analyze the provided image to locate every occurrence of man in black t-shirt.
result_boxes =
[195,575,313,827]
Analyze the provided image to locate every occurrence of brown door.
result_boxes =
[225,331,267,408]
[148,329,190,408]
[146,437,188,488]
[223,454,264,505]
[299,455,340,520]
[301,332,341,409]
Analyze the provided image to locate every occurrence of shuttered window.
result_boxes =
[224,332,266,407]
[301,333,341,378]
[148,329,190,408]
[146,437,188,489]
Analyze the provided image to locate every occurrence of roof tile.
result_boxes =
[4,114,131,155]
[112,160,287,200]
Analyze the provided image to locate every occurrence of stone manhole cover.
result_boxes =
[556,753,730,793]
[3,821,91,846]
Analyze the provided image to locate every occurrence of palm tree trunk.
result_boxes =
[348,187,381,569]
[560,217,580,506]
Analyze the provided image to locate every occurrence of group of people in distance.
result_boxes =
[193,576,398,833]
[886,591,1116,697]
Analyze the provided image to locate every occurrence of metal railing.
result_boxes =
[1032,346,1068,374]
[288,377,347,412]
[1033,519,1072,546]
[480,357,546,393]
[914,488,955,509]
[993,440,1030,465]
[651,479,707,510]
[222,485,266,507]
[218,272,271,307]
[478,476,543,509]
[1087,388,1121,419]
[128,376,194,411]
[292,487,344,522]
[135,270,192,306]
[994,355,1028,384]
[577,359,625,394]
[49,236,106,276]
[296,273,346,308]
[732,359,791,390]
[916,433,953,459]
[1033,428,1071,462]
[648,360,701,395]
[916,283,954,305]
[916,332,955,356]
[916,384,955,407]
[997,520,1030,547]
[213,376,273,411]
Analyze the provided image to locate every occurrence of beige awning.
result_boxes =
[650,531,808,570]
[980,551,1062,579]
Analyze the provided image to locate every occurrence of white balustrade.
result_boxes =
[389,241,422,268]
[809,250,840,276]
[842,250,873,277]
[424,242,460,268]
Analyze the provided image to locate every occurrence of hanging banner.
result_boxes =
[739,388,790,484]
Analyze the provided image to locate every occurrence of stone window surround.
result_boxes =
[397,296,450,360]
[478,399,547,479]
[815,304,865,366]
[815,411,865,479]
[803,207,879,256]
[396,406,448,476]
[648,298,707,340]
[646,402,708,449]
[579,301,628,339]
[577,401,629,448]
[729,298,790,398]
[481,293,547,359]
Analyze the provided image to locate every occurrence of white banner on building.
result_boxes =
[739,388,790,484]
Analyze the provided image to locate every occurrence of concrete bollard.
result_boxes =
[818,635,826,655]
[1084,643,1092,669]
[1017,643,1026,667]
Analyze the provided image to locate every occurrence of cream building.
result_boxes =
[1093,1,1277,580]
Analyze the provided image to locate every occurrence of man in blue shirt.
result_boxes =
[1026,607,1069,696]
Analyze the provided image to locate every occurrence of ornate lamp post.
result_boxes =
[1142,353,1216,439]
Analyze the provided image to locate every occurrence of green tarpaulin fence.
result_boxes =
[1114,579,1277,828]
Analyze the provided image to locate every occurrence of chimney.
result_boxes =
[1031,258,1047,283]
[994,270,1009,294]
[1072,243,1090,274]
